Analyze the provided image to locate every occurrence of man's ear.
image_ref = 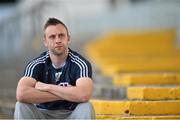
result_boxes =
[68,34,70,42]
[43,37,48,47]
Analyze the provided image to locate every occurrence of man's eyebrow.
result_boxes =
[49,34,56,38]
[59,33,65,35]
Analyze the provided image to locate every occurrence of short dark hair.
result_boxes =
[44,18,69,34]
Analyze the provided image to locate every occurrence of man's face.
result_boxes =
[44,24,70,56]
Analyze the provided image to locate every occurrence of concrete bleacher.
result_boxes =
[128,86,180,100]
[86,29,177,60]
[113,72,180,86]
[92,99,180,118]
[86,29,180,119]
[85,29,180,76]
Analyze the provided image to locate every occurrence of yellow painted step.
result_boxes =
[85,48,180,72]
[86,48,180,59]
[113,73,180,86]
[100,57,180,75]
[87,42,176,55]
[85,29,177,58]
[91,99,180,115]
[99,55,180,67]
[88,42,174,51]
[85,29,176,56]
[91,99,129,115]
[93,29,176,44]
[128,86,180,100]
[96,115,180,120]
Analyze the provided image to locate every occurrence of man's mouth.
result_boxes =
[55,46,63,48]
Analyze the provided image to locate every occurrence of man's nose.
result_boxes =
[55,36,62,43]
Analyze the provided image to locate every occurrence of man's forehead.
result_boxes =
[44,24,69,38]
[45,24,67,34]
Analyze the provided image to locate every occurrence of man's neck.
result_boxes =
[49,50,69,68]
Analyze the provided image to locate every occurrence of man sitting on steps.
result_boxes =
[14,17,95,119]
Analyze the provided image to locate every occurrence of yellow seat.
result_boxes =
[91,99,180,115]
[128,86,180,100]
[113,73,180,86]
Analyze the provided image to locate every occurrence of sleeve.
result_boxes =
[23,60,42,81]
[74,59,92,80]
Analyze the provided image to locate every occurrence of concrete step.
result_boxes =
[96,114,180,120]
[91,99,180,115]
[90,29,176,44]
[86,44,177,59]
[93,85,126,99]
[0,99,15,119]
[86,29,176,52]
[91,66,127,99]
[99,57,180,75]
[113,72,180,86]
[128,86,180,100]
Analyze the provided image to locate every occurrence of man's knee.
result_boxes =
[14,101,39,119]
[77,102,94,112]
[15,101,32,111]
[15,101,27,110]
[72,102,95,119]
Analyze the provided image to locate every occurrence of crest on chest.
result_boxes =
[55,72,62,82]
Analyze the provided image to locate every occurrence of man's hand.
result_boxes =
[46,77,93,102]
[16,77,62,103]
[34,78,93,102]
[35,81,51,91]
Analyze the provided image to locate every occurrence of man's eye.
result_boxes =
[49,35,56,39]
[59,34,65,38]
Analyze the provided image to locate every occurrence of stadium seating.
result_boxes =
[86,29,180,119]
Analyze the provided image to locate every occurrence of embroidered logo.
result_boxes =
[59,82,69,87]
[55,72,62,82]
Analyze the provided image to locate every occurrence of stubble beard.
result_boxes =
[51,47,67,56]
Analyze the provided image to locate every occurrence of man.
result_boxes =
[14,18,95,119]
